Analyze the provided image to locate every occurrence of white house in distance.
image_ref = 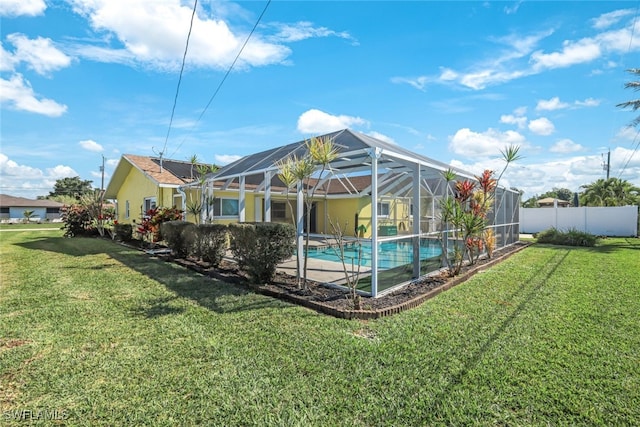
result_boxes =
[0,194,64,222]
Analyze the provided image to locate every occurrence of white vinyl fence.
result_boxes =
[520,206,638,237]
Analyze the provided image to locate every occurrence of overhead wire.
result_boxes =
[161,0,199,157]
[169,0,272,158]
[615,0,640,178]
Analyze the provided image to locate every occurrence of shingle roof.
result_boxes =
[124,154,211,186]
[0,194,64,208]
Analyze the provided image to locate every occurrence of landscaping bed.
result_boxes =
[155,241,530,319]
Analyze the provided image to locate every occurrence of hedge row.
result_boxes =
[160,221,296,281]
[160,221,228,267]
[535,227,598,247]
[228,222,296,283]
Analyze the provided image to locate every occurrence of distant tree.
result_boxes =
[521,187,573,207]
[580,178,640,207]
[49,176,94,200]
[45,194,78,205]
[552,188,573,201]
[521,196,539,208]
[616,68,640,128]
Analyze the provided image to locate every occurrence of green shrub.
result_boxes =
[113,223,133,242]
[61,204,94,237]
[536,227,598,247]
[161,221,197,258]
[229,222,295,283]
[196,224,228,267]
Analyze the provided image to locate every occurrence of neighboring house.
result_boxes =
[538,197,571,208]
[0,194,64,222]
[104,155,214,224]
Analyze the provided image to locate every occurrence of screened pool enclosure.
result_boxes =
[195,129,520,297]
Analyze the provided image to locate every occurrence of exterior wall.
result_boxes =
[520,206,638,236]
[8,207,47,221]
[115,167,160,223]
[325,198,365,237]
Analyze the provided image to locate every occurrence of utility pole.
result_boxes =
[100,155,105,194]
[602,150,610,179]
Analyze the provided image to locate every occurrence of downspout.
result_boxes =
[177,185,188,221]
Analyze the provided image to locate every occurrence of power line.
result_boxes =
[617,128,640,178]
[169,0,272,158]
[162,0,199,156]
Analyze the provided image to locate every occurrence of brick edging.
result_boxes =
[254,242,531,320]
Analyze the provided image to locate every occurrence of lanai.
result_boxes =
[197,128,520,297]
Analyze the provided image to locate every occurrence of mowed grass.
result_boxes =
[1,230,639,426]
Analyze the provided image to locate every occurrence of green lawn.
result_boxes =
[1,230,639,426]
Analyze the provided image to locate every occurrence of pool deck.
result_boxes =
[276,234,532,286]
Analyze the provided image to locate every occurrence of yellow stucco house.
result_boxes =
[104,154,214,224]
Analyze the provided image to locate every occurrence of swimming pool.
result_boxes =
[307,239,443,270]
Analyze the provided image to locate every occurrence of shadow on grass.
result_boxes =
[14,236,287,315]
[422,247,572,415]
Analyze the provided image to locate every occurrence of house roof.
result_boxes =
[211,129,467,181]
[0,194,64,208]
[200,128,490,199]
[538,197,571,205]
[105,154,214,199]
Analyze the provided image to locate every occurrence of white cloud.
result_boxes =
[268,21,357,45]
[615,126,639,141]
[591,9,635,30]
[106,158,120,167]
[574,97,600,107]
[500,114,527,129]
[528,117,555,136]
[0,42,17,72]
[550,138,584,153]
[504,0,523,15]
[79,139,104,152]
[67,0,295,71]
[5,33,72,75]
[536,96,569,111]
[531,38,601,70]
[0,152,44,179]
[449,128,528,158]
[47,165,78,179]
[390,76,429,91]
[214,154,242,165]
[0,153,79,198]
[0,74,68,117]
[0,0,46,17]
[297,109,368,134]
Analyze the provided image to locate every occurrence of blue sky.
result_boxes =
[1,0,639,200]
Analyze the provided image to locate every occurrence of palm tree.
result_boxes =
[617,68,640,128]
[580,178,640,207]
[22,210,35,223]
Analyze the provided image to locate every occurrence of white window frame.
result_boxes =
[377,201,390,218]
[143,197,156,216]
[125,200,130,219]
[213,198,239,218]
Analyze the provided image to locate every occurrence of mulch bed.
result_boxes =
[142,241,530,320]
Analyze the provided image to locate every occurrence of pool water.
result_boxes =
[307,239,443,270]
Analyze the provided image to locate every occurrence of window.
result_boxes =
[272,201,287,221]
[45,207,59,214]
[213,198,239,217]
[143,197,156,217]
[1,207,10,214]
[377,202,390,217]
[125,200,130,219]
